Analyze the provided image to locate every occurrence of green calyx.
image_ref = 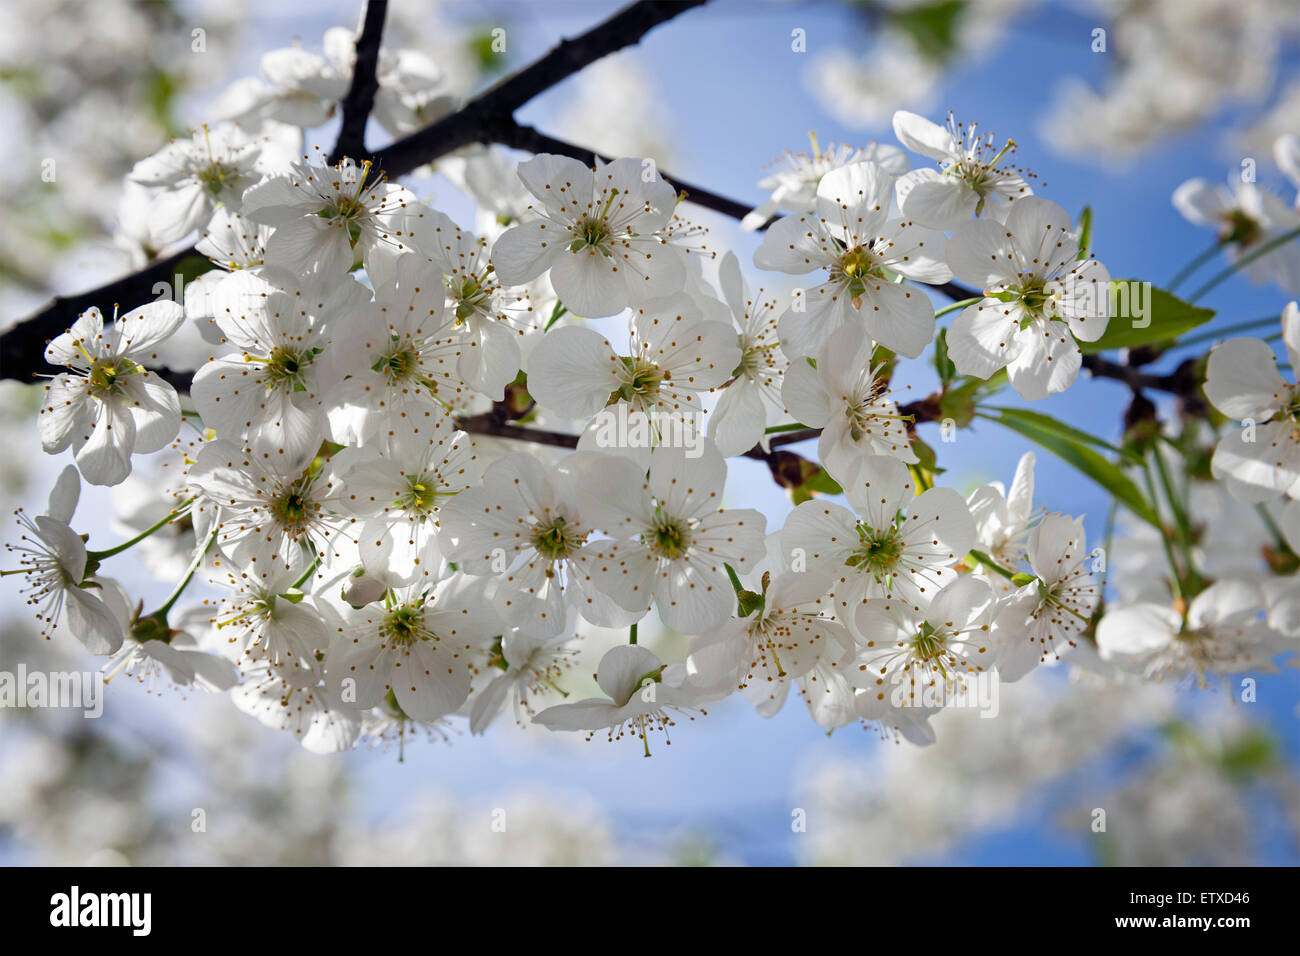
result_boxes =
[532,517,574,561]
[270,477,318,532]
[736,589,765,618]
[381,603,427,646]
[87,357,139,396]
[402,475,441,515]
[608,356,664,406]
[909,620,945,661]
[642,506,689,559]
[569,215,612,253]
[846,523,903,578]
[131,610,177,645]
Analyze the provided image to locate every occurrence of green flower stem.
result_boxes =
[1167,240,1222,293]
[150,526,218,620]
[764,422,811,434]
[1177,314,1280,348]
[86,497,196,561]
[934,297,982,319]
[544,302,568,331]
[1190,225,1300,303]
[1254,502,1290,553]
[1140,458,1183,601]
[967,549,1015,581]
[1150,444,1195,578]
[290,549,322,590]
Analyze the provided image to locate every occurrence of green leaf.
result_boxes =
[803,468,843,496]
[910,436,945,477]
[982,406,1142,464]
[173,255,216,288]
[1075,206,1092,261]
[964,368,1008,402]
[467,25,508,72]
[788,459,842,505]
[1081,281,1214,353]
[982,407,1160,528]
[938,383,976,428]
[886,0,966,62]
[934,327,956,385]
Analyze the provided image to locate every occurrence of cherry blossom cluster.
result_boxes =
[8,22,1299,757]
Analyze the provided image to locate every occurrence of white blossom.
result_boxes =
[944,196,1109,399]
[754,160,951,359]
[40,302,184,486]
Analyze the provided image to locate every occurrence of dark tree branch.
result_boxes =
[0,246,196,383]
[454,412,579,449]
[931,279,979,302]
[328,0,390,165]
[1081,353,1200,396]
[0,0,1205,479]
[1,0,709,384]
[371,0,707,178]
[496,124,756,222]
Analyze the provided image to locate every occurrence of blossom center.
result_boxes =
[847,524,903,579]
[266,345,311,387]
[270,480,318,531]
[381,603,429,646]
[532,516,575,560]
[610,356,664,405]
[834,245,887,304]
[451,272,492,323]
[374,338,420,384]
[401,474,442,515]
[318,197,365,243]
[643,507,690,559]
[570,216,611,253]
[87,357,136,396]
[1218,209,1263,247]
[198,161,237,196]
[908,621,946,661]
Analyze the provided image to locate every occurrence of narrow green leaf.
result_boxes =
[803,468,842,496]
[982,408,1160,528]
[934,327,956,385]
[1076,206,1092,261]
[886,0,966,62]
[982,406,1142,465]
[1081,281,1214,353]
[173,255,216,288]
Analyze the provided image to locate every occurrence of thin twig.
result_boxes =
[497,124,755,222]
[371,0,707,178]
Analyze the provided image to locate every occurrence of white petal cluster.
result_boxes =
[11,18,1298,767]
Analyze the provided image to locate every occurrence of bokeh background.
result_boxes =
[1,0,1299,865]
